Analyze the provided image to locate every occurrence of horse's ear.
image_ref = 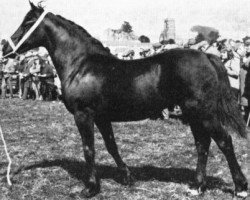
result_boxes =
[29,0,37,10]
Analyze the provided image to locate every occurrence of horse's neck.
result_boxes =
[43,15,108,81]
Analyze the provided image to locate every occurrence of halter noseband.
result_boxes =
[2,10,48,58]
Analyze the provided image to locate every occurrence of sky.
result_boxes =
[0,0,250,42]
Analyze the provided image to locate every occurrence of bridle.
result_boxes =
[2,10,48,58]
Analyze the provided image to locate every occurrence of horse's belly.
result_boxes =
[105,96,166,122]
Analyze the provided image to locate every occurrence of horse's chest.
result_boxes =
[63,73,103,108]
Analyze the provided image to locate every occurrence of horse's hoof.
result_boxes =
[118,168,135,186]
[235,191,248,198]
[121,174,135,186]
[119,172,135,186]
[81,184,100,198]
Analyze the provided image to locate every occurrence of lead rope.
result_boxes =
[0,125,12,186]
[0,9,49,187]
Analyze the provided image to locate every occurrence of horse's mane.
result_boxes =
[55,15,111,55]
[55,15,91,38]
[30,2,111,56]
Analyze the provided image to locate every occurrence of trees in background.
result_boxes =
[138,35,150,43]
[120,21,133,33]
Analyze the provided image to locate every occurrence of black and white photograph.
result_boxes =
[0,0,249,199]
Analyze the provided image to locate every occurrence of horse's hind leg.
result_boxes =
[95,117,134,185]
[189,122,211,194]
[210,123,248,197]
[74,108,100,197]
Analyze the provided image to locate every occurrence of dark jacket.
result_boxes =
[40,63,54,84]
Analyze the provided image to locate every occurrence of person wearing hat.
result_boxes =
[224,45,241,101]
[16,55,27,98]
[243,36,250,46]
[37,55,56,101]
[240,39,250,120]
[20,55,35,100]
[0,58,6,80]
[122,50,135,60]
[29,56,41,100]
[1,58,16,99]
[244,38,250,54]
[186,38,196,49]
[139,48,151,58]
[152,43,163,55]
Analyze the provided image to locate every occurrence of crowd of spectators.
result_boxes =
[0,50,62,101]
[189,37,250,121]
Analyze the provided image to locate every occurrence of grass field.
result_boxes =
[0,98,248,200]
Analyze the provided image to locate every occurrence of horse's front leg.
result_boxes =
[74,108,100,197]
[95,117,134,186]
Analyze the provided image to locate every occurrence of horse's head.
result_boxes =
[2,1,47,58]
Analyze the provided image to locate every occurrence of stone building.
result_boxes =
[159,18,176,43]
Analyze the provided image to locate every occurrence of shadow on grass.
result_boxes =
[12,157,232,193]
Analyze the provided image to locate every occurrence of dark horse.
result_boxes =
[2,2,248,198]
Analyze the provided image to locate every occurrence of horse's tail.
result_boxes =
[207,53,247,138]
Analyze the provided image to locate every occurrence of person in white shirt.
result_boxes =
[1,58,16,99]
[239,40,250,118]
[29,56,41,100]
[224,49,241,101]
